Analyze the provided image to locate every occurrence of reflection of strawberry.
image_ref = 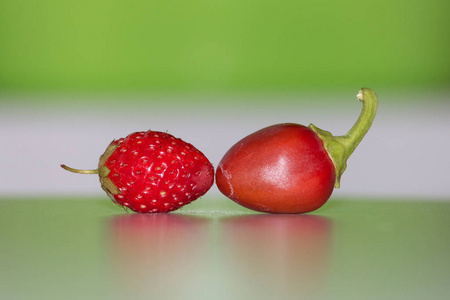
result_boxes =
[62,130,214,213]
[109,214,211,299]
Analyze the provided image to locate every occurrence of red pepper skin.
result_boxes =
[216,123,335,214]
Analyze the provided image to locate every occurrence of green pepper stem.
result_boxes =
[309,88,378,188]
[342,88,378,155]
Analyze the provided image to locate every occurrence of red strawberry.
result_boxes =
[61,130,214,213]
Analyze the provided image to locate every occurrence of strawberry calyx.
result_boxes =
[97,143,121,196]
[61,142,121,198]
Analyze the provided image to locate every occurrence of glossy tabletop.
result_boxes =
[1,197,449,300]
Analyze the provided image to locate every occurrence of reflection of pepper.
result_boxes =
[220,214,332,299]
[216,88,378,213]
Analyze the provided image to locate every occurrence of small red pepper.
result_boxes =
[216,88,378,214]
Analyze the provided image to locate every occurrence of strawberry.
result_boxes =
[61,130,214,213]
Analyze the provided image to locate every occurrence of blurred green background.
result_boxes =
[1,0,449,94]
[1,0,449,198]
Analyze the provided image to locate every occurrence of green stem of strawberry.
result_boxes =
[61,165,98,174]
[309,88,378,188]
[61,163,117,194]
[60,164,99,174]
[61,164,111,178]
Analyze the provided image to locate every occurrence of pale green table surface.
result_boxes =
[1,197,449,300]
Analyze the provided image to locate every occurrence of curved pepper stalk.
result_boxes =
[309,88,378,188]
